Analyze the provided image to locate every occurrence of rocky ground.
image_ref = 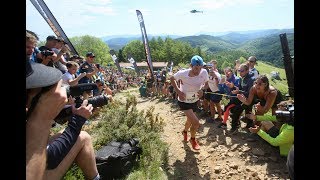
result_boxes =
[115,88,290,180]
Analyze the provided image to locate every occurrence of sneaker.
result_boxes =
[217,122,227,129]
[182,131,188,142]
[190,138,200,150]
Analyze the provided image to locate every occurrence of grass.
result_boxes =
[255,61,289,97]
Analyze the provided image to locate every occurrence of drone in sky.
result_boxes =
[190,9,203,13]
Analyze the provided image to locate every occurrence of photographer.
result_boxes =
[245,100,294,157]
[26,59,100,180]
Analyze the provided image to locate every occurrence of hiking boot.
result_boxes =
[190,138,200,150]
[247,133,260,142]
[182,131,188,142]
[217,122,227,129]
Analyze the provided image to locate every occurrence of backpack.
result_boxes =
[95,138,142,179]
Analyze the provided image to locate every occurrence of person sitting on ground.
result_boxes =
[26,59,101,180]
[246,100,294,157]
[62,61,86,87]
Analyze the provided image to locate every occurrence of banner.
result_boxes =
[136,10,154,75]
[127,53,140,75]
[109,50,123,76]
[30,0,79,55]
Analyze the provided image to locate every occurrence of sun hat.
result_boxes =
[26,59,62,89]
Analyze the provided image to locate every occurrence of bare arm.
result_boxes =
[26,80,67,180]
[170,76,185,101]
[256,90,277,114]
[68,73,86,86]
[237,86,255,105]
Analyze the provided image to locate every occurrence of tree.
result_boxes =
[118,49,125,62]
[70,35,113,66]
[122,40,145,62]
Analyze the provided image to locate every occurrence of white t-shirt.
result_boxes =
[62,71,75,86]
[173,68,209,103]
[208,70,221,92]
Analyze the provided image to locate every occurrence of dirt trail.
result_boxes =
[115,88,290,180]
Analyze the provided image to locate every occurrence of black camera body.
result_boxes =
[275,104,294,123]
[55,83,109,124]
[41,50,54,57]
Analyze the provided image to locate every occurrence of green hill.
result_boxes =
[237,33,294,67]
[176,35,237,53]
[175,32,294,68]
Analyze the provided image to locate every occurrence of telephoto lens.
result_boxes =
[88,94,109,108]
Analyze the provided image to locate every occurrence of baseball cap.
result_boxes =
[26,59,62,89]
[46,35,58,41]
[190,55,204,66]
[86,52,95,57]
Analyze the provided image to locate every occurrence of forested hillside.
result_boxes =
[108,29,294,68]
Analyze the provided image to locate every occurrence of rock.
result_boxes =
[230,163,238,169]
[214,166,222,173]
[252,171,258,177]
[227,152,235,157]
[212,142,219,148]
[230,144,239,151]
[252,148,265,156]
[269,156,278,162]
[225,137,233,145]
[250,156,259,163]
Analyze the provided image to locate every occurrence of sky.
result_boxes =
[26,0,294,41]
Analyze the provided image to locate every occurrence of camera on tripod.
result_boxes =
[54,83,110,124]
[275,104,294,123]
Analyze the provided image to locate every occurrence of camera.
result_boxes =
[54,83,110,124]
[41,50,54,57]
[275,104,294,123]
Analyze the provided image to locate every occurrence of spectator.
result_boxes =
[78,52,99,84]
[26,59,100,180]
[62,61,86,87]
[234,59,241,76]
[217,67,240,130]
[38,35,68,72]
[206,60,223,122]
[247,56,259,78]
[237,75,283,115]
[246,100,294,157]
[26,30,40,63]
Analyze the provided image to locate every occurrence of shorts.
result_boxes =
[209,91,222,103]
[177,101,198,112]
[266,126,279,138]
[204,89,212,100]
